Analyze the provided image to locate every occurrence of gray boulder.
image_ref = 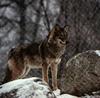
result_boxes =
[60,50,100,96]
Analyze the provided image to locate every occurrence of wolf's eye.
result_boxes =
[58,36,64,41]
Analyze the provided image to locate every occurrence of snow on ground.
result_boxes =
[95,50,100,56]
[57,94,78,98]
[53,89,78,98]
[53,89,61,96]
[0,77,79,98]
[0,77,55,98]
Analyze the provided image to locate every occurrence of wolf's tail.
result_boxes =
[8,48,15,59]
[2,48,15,84]
[2,64,12,84]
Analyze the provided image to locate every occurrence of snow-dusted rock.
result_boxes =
[53,89,61,96]
[60,50,100,96]
[57,94,78,98]
[53,89,78,98]
[0,77,56,98]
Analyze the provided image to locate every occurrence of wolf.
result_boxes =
[3,24,69,90]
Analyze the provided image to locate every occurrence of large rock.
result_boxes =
[0,77,56,98]
[60,50,100,96]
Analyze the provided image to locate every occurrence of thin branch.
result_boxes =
[10,0,21,6]
[0,3,11,8]
[26,0,34,6]
[26,15,44,27]
[5,25,15,34]
[0,16,19,28]
[0,20,8,28]
[41,0,51,32]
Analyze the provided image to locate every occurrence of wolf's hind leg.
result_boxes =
[18,66,30,79]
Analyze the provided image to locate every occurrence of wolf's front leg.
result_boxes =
[51,63,58,90]
[42,62,49,83]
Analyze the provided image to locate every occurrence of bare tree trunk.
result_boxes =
[17,0,26,44]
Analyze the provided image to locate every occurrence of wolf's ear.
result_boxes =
[47,24,60,39]
[54,24,60,30]
[64,25,70,32]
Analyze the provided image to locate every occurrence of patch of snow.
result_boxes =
[57,94,78,98]
[95,50,100,56]
[8,31,16,41]
[0,77,54,98]
[53,89,78,98]
[53,89,61,96]
[0,77,79,98]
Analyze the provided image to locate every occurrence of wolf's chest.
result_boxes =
[46,57,61,65]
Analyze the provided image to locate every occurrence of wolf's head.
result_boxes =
[47,24,69,48]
